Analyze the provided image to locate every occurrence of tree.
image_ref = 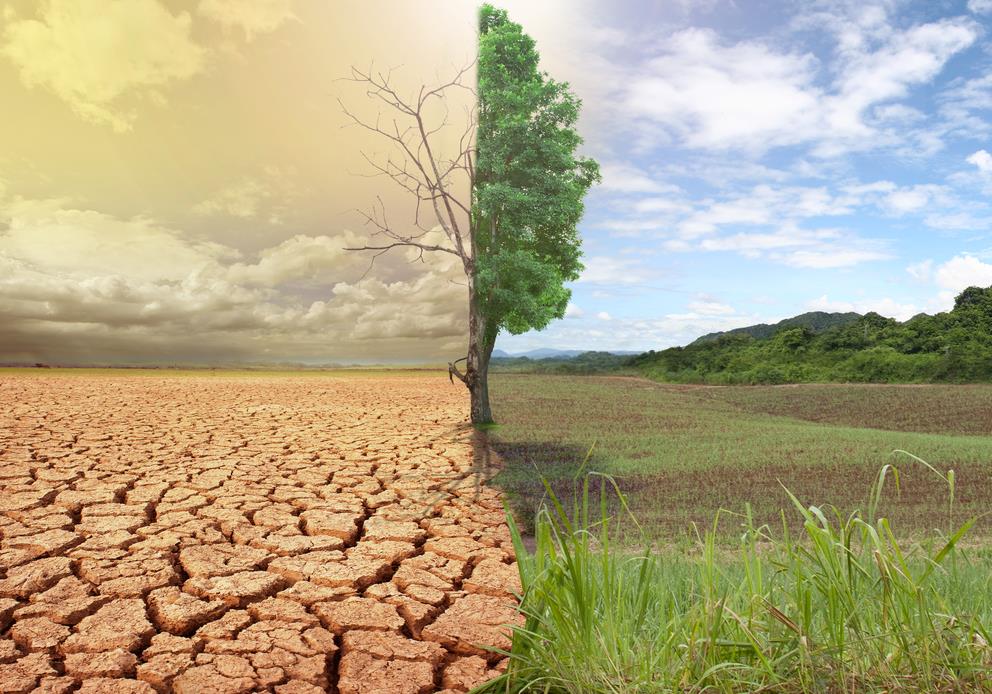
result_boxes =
[343,4,598,423]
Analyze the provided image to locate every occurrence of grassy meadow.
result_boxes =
[483,375,992,692]
[487,375,992,542]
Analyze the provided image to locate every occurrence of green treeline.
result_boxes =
[631,286,992,384]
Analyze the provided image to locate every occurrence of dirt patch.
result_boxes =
[0,373,521,692]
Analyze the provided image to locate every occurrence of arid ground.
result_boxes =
[0,371,520,694]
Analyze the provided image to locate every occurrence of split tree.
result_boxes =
[343,5,598,423]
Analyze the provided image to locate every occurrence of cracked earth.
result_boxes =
[0,373,522,693]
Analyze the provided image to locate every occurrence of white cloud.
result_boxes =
[674,185,857,239]
[967,149,992,172]
[807,295,919,321]
[632,197,690,215]
[623,14,976,155]
[577,256,653,285]
[599,163,680,195]
[934,254,992,293]
[564,303,584,318]
[880,184,944,215]
[968,0,992,14]
[682,220,889,268]
[197,0,297,41]
[923,211,991,231]
[778,247,891,269]
[825,19,976,137]
[626,28,821,151]
[595,311,612,321]
[2,0,204,131]
[687,300,734,315]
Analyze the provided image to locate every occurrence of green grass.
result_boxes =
[691,383,992,436]
[476,471,992,693]
[487,375,992,541]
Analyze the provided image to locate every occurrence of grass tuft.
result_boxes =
[476,455,992,693]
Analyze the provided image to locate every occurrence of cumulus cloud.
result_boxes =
[197,0,297,41]
[807,295,919,321]
[934,254,992,293]
[967,149,992,172]
[226,234,364,286]
[879,184,945,215]
[0,197,230,281]
[0,197,465,364]
[901,255,992,312]
[1,0,204,131]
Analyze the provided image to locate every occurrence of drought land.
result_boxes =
[0,371,519,694]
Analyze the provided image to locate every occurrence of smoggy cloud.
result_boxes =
[2,0,205,132]
[0,1,475,364]
[0,196,465,364]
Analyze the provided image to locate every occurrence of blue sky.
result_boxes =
[495,0,992,353]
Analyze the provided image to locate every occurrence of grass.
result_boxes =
[690,383,992,436]
[477,467,992,693]
[487,375,992,541]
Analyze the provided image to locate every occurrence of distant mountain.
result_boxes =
[492,348,639,359]
[632,286,992,384]
[690,311,862,346]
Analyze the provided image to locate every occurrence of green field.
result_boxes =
[488,375,992,541]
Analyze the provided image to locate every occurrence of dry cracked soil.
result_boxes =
[0,372,522,693]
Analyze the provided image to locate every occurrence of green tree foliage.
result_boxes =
[630,286,992,384]
[474,5,600,346]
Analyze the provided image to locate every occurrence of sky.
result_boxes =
[3,1,992,364]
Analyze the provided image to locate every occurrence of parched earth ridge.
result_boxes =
[0,374,522,693]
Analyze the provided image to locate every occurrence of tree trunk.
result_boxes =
[465,283,494,425]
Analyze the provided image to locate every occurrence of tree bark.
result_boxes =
[447,271,494,425]
[464,281,493,424]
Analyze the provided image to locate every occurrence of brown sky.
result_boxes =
[0,0,480,364]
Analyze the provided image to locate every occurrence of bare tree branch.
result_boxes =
[340,60,478,375]
[339,61,475,273]
[448,357,468,384]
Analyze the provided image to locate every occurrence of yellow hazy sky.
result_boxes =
[0,0,481,364]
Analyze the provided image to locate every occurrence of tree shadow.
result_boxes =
[479,434,627,535]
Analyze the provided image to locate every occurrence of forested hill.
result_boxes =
[630,286,992,384]
[690,311,861,345]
